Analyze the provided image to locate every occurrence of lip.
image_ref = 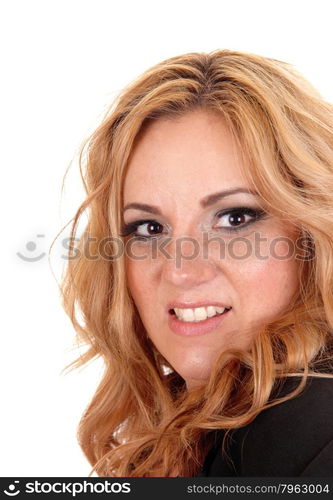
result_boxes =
[167,306,232,337]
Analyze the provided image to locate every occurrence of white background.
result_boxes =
[1,0,333,476]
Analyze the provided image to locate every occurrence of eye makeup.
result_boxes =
[214,206,268,233]
[120,219,165,240]
[120,206,268,241]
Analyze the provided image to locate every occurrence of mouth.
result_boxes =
[167,304,232,337]
[168,305,231,322]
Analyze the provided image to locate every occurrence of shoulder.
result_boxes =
[266,375,333,425]
[201,376,333,477]
[239,376,333,476]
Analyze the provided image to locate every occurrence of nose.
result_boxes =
[160,235,219,288]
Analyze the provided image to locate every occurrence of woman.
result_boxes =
[60,49,333,477]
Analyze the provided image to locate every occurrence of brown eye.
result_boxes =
[120,219,165,240]
[215,207,267,233]
[228,213,247,226]
[143,222,164,235]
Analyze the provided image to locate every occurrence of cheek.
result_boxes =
[126,257,156,316]
[229,238,299,320]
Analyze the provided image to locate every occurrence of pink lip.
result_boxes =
[167,307,232,337]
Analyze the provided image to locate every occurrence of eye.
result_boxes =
[120,207,267,240]
[215,207,266,233]
[120,219,165,240]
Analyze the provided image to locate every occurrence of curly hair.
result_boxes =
[58,49,333,476]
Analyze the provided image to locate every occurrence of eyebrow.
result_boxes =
[122,188,258,215]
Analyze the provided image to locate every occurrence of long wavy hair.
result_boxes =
[58,49,333,477]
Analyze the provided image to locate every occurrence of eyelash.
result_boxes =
[120,207,267,241]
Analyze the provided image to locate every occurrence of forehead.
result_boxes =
[123,109,249,204]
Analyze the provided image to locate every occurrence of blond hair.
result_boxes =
[59,49,333,476]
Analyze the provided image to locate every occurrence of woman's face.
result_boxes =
[123,109,300,389]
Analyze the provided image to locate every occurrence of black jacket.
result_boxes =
[197,376,333,476]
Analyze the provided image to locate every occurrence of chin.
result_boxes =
[173,362,211,389]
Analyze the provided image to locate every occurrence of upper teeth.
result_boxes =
[173,306,227,322]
